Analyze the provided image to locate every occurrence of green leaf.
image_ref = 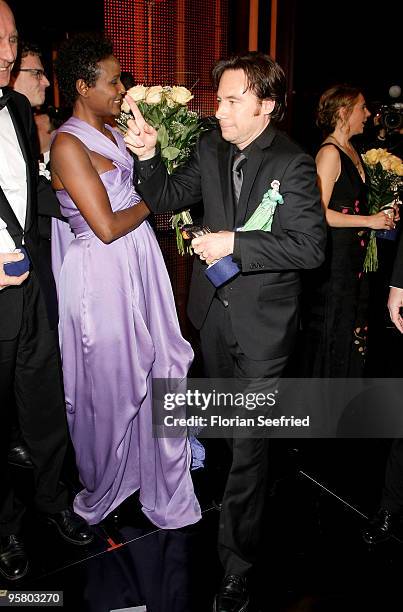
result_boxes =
[162,146,180,161]
[157,125,169,149]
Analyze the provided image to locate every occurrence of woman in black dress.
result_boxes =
[303,84,396,377]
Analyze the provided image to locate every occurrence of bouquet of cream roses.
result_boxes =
[117,85,205,255]
[361,148,403,271]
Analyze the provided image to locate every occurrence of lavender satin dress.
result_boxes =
[51,117,201,528]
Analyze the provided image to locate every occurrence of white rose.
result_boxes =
[121,85,147,112]
[163,87,176,107]
[145,86,163,104]
[169,86,193,105]
[127,85,147,101]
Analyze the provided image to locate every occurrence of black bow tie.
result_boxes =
[0,91,11,109]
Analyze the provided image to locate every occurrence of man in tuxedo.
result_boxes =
[362,234,403,544]
[125,52,326,612]
[6,41,51,470]
[0,0,92,582]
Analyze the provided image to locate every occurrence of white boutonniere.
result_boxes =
[240,180,284,232]
[39,161,51,181]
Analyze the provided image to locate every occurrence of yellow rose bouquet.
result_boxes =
[117,85,205,255]
[361,148,403,271]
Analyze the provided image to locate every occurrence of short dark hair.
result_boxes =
[20,41,41,59]
[316,84,362,134]
[12,40,42,76]
[211,51,286,122]
[55,33,114,106]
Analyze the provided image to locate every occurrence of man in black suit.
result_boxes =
[125,52,326,611]
[0,0,92,582]
[6,40,52,470]
[362,235,403,544]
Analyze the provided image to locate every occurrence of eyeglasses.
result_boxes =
[18,68,47,80]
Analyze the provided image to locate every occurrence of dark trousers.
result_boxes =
[200,297,288,576]
[0,273,69,536]
[382,439,403,513]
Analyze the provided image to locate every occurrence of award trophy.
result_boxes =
[180,225,240,287]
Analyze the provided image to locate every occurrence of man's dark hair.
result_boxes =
[20,41,41,58]
[55,33,114,106]
[12,41,42,75]
[211,51,286,122]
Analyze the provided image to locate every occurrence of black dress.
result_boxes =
[300,143,369,377]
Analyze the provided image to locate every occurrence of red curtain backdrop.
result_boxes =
[104,0,228,117]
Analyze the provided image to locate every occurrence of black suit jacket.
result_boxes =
[0,88,59,340]
[391,233,403,289]
[135,123,326,359]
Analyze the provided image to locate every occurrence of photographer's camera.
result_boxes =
[380,102,403,131]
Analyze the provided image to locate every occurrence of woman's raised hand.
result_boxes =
[123,95,158,160]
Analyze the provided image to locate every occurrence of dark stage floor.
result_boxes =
[2,440,403,612]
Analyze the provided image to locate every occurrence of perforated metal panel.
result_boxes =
[105,0,228,335]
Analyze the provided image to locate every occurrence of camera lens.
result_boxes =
[383,111,402,130]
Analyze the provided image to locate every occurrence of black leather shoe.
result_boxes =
[213,575,249,612]
[0,535,29,581]
[362,508,400,545]
[44,508,94,546]
[8,443,33,469]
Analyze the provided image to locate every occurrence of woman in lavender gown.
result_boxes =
[50,34,201,528]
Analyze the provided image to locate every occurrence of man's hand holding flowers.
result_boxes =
[124,95,234,267]
[124,97,233,266]
[124,95,158,160]
[122,90,207,255]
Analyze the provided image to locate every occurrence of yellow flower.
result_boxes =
[362,149,380,165]
[381,157,394,171]
[145,85,164,104]
[389,154,402,166]
[394,163,403,176]
[121,85,147,112]
[168,86,193,105]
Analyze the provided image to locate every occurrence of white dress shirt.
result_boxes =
[0,88,27,229]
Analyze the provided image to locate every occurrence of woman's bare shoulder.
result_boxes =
[316,142,340,163]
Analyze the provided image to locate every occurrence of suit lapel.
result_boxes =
[6,95,34,233]
[234,123,277,228]
[217,139,235,228]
